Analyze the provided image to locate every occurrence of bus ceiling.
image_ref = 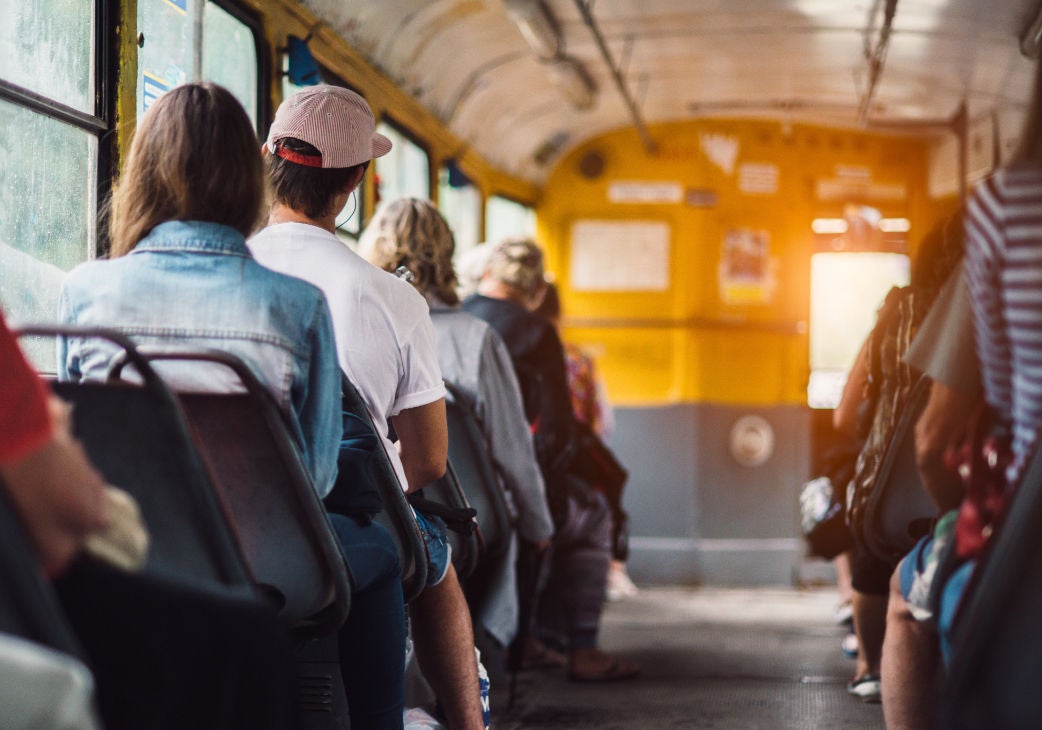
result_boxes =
[302,0,1039,182]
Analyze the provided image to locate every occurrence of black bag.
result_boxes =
[322,409,385,522]
[568,421,630,560]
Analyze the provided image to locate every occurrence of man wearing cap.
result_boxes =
[249,85,485,730]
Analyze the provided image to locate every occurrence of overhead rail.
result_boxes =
[572,0,657,154]
[858,0,899,126]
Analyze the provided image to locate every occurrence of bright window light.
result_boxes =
[879,218,911,233]
[811,218,848,234]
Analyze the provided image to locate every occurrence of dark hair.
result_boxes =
[910,207,965,305]
[534,280,560,320]
[1013,61,1042,167]
[109,83,263,256]
[266,138,367,219]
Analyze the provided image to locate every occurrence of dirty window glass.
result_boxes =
[0,0,95,113]
[202,1,258,127]
[375,121,430,206]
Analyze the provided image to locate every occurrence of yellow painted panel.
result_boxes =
[541,118,939,406]
[561,327,685,406]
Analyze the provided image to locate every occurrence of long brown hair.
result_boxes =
[359,198,460,305]
[108,83,264,256]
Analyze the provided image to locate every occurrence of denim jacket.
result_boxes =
[58,220,341,497]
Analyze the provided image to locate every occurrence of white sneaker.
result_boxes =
[846,674,881,703]
[606,564,638,602]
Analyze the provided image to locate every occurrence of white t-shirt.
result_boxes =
[248,223,446,490]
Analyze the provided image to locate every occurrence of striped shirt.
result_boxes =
[965,166,1042,474]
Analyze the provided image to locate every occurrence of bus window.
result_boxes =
[0,0,105,367]
[438,163,481,255]
[139,0,261,127]
[485,195,535,247]
[375,120,431,205]
[808,251,910,409]
[202,2,259,129]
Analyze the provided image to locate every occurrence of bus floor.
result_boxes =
[490,586,885,729]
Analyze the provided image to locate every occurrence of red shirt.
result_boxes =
[0,311,52,464]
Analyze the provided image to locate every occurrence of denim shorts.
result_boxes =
[413,508,451,587]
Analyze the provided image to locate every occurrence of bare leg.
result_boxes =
[882,569,938,730]
[853,590,887,678]
[410,564,484,730]
[835,552,853,608]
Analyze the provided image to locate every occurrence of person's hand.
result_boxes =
[0,396,111,577]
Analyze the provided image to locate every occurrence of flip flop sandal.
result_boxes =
[568,658,640,682]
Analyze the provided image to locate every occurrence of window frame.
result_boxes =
[375,113,434,202]
[207,0,270,137]
[0,0,118,253]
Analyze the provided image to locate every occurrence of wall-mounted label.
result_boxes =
[720,228,774,305]
[164,0,188,12]
[738,163,778,195]
[570,220,671,291]
[142,71,169,113]
[608,181,683,204]
[701,133,739,175]
[685,189,719,207]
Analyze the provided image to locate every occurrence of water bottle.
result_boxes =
[476,648,491,729]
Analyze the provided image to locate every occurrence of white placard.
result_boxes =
[607,181,683,204]
[570,220,671,291]
[738,163,779,194]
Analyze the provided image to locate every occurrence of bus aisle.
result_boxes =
[493,587,885,729]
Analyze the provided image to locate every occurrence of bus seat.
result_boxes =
[862,376,934,562]
[0,482,84,659]
[17,326,255,593]
[443,381,514,565]
[939,438,1042,728]
[340,374,429,602]
[108,347,352,639]
[412,461,481,579]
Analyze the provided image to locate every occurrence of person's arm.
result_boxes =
[1,397,111,577]
[296,297,342,498]
[391,399,447,494]
[914,381,977,512]
[833,337,870,439]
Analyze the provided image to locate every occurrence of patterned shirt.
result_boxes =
[965,166,1042,473]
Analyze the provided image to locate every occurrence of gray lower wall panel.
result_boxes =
[607,403,812,586]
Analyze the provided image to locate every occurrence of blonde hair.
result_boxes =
[484,237,546,298]
[108,83,264,257]
[359,198,459,305]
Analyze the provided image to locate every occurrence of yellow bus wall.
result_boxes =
[538,119,952,408]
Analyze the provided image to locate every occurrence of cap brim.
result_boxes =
[371,132,392,159]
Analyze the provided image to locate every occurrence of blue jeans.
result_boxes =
[413,508,452,587]
[327,513,405,730]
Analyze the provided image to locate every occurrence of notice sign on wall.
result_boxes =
[570,220,671,291]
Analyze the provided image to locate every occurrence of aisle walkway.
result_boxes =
[491,587,885,729]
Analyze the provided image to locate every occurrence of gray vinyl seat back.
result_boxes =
[0,482,85,659]
[863,375,935,562]
[340,373,429,603]
[443,381,513,564]
[110,347,352,638]
[19,326,254,593]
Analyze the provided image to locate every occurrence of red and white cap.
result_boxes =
[266,85,392,169]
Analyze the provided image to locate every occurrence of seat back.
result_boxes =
[940,439,1042,728]
[443,382,513,563]
[19,326,254,592]
[0,482,84,659]
[862,376,935,562]
[111,348,351,637]
[340,374,428,602]
[418,461,481,579]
